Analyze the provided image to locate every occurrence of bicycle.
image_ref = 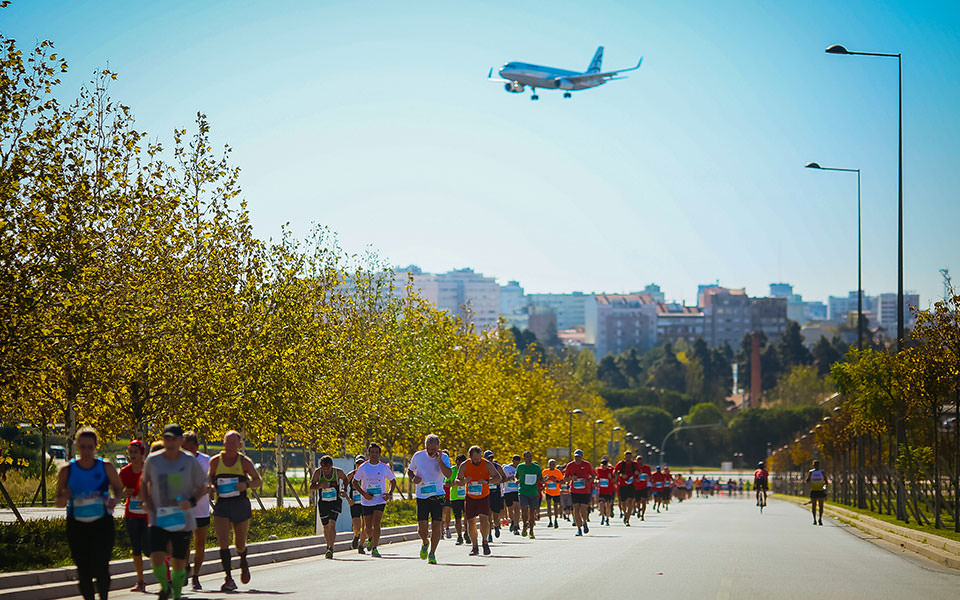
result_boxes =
[756,485,767,513]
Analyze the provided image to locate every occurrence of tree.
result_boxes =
[777,321,813,369]
[649,343,685,393]
[768,365,833,407]
[812,336,841,377]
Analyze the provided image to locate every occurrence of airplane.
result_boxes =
[488,46,642,101]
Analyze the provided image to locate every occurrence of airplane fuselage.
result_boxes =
[498,62,606,91]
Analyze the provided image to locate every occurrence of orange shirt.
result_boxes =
[462,459,491,499]
[542,468,563,496]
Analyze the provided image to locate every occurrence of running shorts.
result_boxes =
[450,499,465,518]
[317,500,341,525]
[571,493,591,505]
[465,496,491,519]
[560,494,572,509]
[350,504,363,519]
[810,490,826,499]
[195,516,211,528]
[489,489,504,513]
[150,527,191,559]
[618,487,635,500]
[125,516,150,556]
[518,494,540,510]
[213,497,252,524]
[661,488,671,499]
[361,503,386,516]
[503,492,519,507]
[599,494,614,503]
[636,488,650,500]
[416,495,444,522]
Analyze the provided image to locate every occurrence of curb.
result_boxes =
[774,494,960,570]
[0,524,419,600]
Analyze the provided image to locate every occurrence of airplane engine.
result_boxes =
[554,78,575,90]
[504,81,524,93]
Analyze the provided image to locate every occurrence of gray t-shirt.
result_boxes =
[142,450,206,531]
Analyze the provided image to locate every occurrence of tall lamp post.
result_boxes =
[592,419,605,464]
[610,426,621,457]
[825,43,903,351]
[567,408,583,458]
[805,162,863,350]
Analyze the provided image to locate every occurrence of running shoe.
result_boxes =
[482,543,491,556]
[325,549,334,559]
[487,533,493,543]
[221,577,237,593]
[521,528,527,537]
[464,533,471,544]
[352,535,360,549]
[191,577,201,592]
[494,525,500,538]
[371,548,381,558]
[529,532,535,539]
[456,534,464,545]
[239,555,250,585]
[576,528,583,536]
[130,581,147,592]
[428,553,437,565]
[469,546,480,556]
[583,523,589,534]
[420,544,429,560]
[158,589,169,600]
[358,545,366,555]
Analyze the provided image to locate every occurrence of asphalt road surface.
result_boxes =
[98,495,959,600]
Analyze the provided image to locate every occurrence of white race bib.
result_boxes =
[366,485,383,496]
[217,477,240,498]
[456,486,466,497]
[489,483,498,490]
[156,506,186,531]
[573,479,586,490]
[127,497,147,515]
[352,491,362,502]
[547,481,557,489]
[467,482,483,496]
[419,482,439,496]
[639,473,648,480]
[504,481,519,493]
[524,473,538,486]
[321,488,338,501]
[73,495,105,523]
[625,477,634,484]
[599,479,609,487]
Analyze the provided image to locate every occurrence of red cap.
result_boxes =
[128,439,146,452]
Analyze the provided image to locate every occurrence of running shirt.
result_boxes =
[516,462,542,497]
[119,463,147,519]
[193,452,211,518]
[446,465,465,501]
[564,460,595,494]
[542,468,563,496]
[409,450,451,499]
[754,468,768,483]
[615,460,636,487]
[142,451,206,532]
[651,471,666,490]
[67,458,110,521]
[212,452,248,501]
[596,466,615,495]
[634,462,652,490]
[353,461,396,506]
[314,467,342,502]
[502,463,519,494]
[809,469,826,491]
[461,459,491,499]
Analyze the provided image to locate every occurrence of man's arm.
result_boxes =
[242,456,262,490]
[438,454,452,478]
[54,464,71,508]
[486,461,502,484]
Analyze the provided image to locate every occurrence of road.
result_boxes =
[100,495,958,600]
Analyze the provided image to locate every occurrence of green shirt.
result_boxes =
[447,465,465,500]
[516,462,542,497]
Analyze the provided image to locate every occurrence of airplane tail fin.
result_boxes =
[587,46,603,73]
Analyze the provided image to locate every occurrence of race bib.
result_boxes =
[217,477,240,498]
[655,482,663,488]
[504,481,519,493]
[639,473,648,480]
[524,473,538,486]
[156,506,186,531]
[366,485,383,496]
[73,495,105,523]
[419,482,438,496]
[467,482,483,496]
[573,479,586,490]
[321,488,338,501]
[352,492,362,502]
[128,497,147,515]
[599,479,609,487]
[456,485,466,497]
[547,481,557,490]
[625,477,633,484]
[489,483,498,490]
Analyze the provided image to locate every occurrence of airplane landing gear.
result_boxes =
[530,87,538,101]
[563,92,572,99]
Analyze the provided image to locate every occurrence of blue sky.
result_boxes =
[5,0,958,306]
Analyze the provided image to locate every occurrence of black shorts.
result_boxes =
[213,497,252,524]
[503,492,519,507]
[350,503,363,519]
[195,516,210,528]
[661,488,672,499]
[317,500,342,526]
[636,488,650,500]
[618,487,635,500]
[755,480,768,491]
[545,494,561,505]
[489,489,504,513]
[599,494,614,502]
[361,503,386,516]
[416,495,444,522]
[125,517,150,556]
[571,493,591,505]
[810,490,827,499]
[450,499,465,518]
[150,526,191,559]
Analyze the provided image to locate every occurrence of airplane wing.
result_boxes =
[487,68,510,83]
[565,57,642,83]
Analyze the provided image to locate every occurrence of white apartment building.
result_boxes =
[394,266,502,330]
[585,293,658,358]
[875,292,920,332]
[525,292,588,330]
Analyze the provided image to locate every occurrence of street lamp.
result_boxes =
[610,426,621,457]
[806,162,863,350]
[592,419,605,464]
[687,442,694,473]
[826,43,904,351]
[568,408,583,458]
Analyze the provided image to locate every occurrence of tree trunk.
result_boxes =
[275,432,284,508]
[895,415,907,521]
[64,364,79,459]
[40,425,47,506]
[933,405,943,528]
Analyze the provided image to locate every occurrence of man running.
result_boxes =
[661,467,672,511]
[141,424,208,600]
[614,451,637,525]
[456,446,501,556]
[408,434,451,564]
[805,460,828,525]
[209,430,261,592]
[346,456,367,551]
[501,454,521,534]
[754,461,769,507]
[483,450,507,541]
[515,451,542,538]
[564,449,596,536]
[634,454,652,521]
[349,443,398,557]
[651,465,665,512]
[181,432,211,592]
[595,456,615,526]
[119,440,149,593]
[444,453,467,545]
[542,459,563,528]
[309,455,349,558]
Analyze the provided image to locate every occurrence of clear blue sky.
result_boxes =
[5,0,958,306]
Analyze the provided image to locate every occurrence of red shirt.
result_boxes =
[564,460,596,494]
[754,468,768,481]
[634,462,652,489]
[651,471,667,489]
[596,466,616,494]
[119,463,147,520]
[614,460,637,486]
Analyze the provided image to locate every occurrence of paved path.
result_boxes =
[97,495,959,600]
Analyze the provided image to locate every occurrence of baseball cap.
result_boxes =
[128,439,146,452]
[162,424,183,438]
[483,450,494,459]
[573,449,583,457]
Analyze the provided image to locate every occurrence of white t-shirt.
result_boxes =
[193,452,211,518]
[409,450,451,499]
[502,463,519,493]
[353,461,396,506]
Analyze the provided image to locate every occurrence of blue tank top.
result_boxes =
[67,458,109,519]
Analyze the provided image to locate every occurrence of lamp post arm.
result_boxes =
[659,422,724,466]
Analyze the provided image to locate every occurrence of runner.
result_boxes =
[515,451,542,538]
[209,430,262,592]
[634,454,653,521]
[349,442,398,557]
[181,432,210,591]
[595,456,615,526]
[55,427,124,600]
[408,434,452,564]
[455,446,501,556]
[443,453,467,545]
[140,424,208,600]
[661,467,672,511]
[805,460,828,526]
[346,455,367,551]
[542,459,563,528]
[501,454,522,534]
[309,455,349,559]
[614,451,637,525]
[119,440,149,592]
[651,465,665,512]
[563,449,596,536]
[482,450,507,541]
[754,461,769,507]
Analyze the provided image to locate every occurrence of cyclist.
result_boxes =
[754,461,769,507]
